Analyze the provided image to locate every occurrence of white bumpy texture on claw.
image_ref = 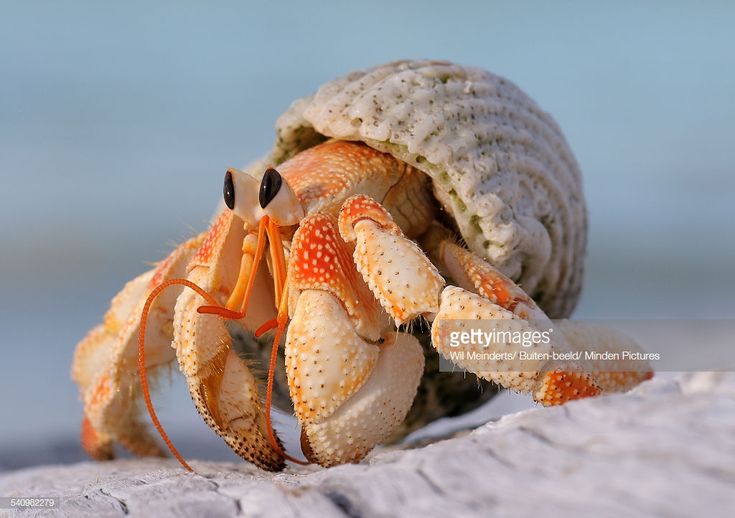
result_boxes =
[339,195,445,326]
[301,332,425,467]
[432,286,546,393]
[72,235,204,459]
[285,289,379,425]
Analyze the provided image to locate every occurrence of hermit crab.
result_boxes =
[72,60,652,472]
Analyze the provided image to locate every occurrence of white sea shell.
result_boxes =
[264,60,587,318]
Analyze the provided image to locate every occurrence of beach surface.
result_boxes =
[2,372,733,517]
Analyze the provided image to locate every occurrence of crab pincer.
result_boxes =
[285,212,424,466]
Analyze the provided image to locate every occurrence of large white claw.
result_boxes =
[300,332,424,467]
[285,289,379,425]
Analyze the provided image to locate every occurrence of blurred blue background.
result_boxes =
[1,1,733,468]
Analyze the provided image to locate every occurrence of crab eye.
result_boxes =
[223,170,235,210]
[259,168,282,209]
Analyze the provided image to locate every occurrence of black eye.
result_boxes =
[223,170,235,210]
[259,168,282,208]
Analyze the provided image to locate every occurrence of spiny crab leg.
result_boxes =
[431,286,602,404]
[72,234,204,460]
[339,196,652,406]
[138,210,284,472]
[424,227,653,403]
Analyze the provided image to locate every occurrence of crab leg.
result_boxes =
[425,227,652,402]
[552,320,654,392]
[283,212,423,466]
[338,195,445,325]
[338,198,642,406]
[171,210,285,471]
[71,233,205,459]
[431,285,601,405]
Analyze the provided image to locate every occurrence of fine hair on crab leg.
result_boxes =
[430,286,601,404]
[425,229,599,403]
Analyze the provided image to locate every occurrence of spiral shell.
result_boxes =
[260,59,587,318]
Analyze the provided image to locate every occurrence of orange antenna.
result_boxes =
[263,283,308,465]
[138,278,222,473]
[257,219,308,465]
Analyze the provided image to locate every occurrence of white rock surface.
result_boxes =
[1,372,733,517]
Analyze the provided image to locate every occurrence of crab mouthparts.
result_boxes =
[225,216,270,315]
[223,215,288,316]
